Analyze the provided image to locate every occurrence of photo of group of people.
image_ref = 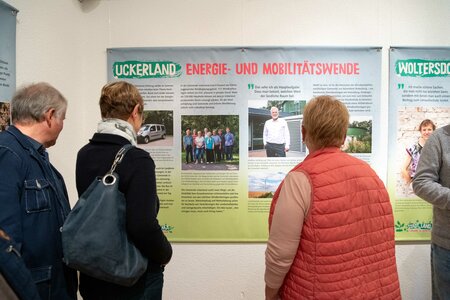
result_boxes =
[181,115,239,171]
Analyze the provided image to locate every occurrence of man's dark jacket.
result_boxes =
[0,126,78,300]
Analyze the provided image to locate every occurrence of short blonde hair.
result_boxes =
[99,81,143,120]
[303,95,349,149]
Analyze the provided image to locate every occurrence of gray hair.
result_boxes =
[11,82,67,124]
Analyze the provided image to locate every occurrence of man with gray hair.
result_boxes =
[263,106,290,157]
[0,83,77,299]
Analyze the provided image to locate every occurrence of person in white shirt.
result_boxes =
[263,107,290,157]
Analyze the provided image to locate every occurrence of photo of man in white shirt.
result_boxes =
[263,107,290,157]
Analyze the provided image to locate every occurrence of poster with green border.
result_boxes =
[108,47,382,241]
[388,47,450,241]
[0,0,18,132]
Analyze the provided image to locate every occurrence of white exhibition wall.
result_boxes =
[6,0,450,299]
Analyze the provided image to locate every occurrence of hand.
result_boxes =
[0,229,10,241]
[401,170,412,184]
[265,285,280,300]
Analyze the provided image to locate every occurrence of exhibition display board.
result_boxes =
[0,0,17,131]
[388,47,450,241]
[108,47,382,241]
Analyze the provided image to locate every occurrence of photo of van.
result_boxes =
[137,124,166,144]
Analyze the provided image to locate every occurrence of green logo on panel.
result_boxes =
[161,224,175,234]
[113,61,182,79]
[395,59,450,77]
[395,220,432,232]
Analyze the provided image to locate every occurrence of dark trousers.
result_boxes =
[214,145,221,162]
[206,149,214,163]
[225,146,233,160]
[431,243,450,300]
[185,145,193,163]
[265,142,286,157]
[81,268,164,300]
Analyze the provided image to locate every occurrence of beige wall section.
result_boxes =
[6,0,450,299]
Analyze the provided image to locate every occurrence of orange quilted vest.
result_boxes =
[269,148,401,300]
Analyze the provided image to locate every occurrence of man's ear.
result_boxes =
[44,108,56,127]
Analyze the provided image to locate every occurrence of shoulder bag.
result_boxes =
[62,144,148,287]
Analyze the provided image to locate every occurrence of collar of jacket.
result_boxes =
[305,146,341,161]
[89,132,133,146]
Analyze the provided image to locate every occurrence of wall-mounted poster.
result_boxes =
[388,47,450,241]
[108,47,382,241]
[0,0,18,131]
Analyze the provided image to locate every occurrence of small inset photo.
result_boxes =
[0,102,11,132]
[181,114,239,171]
[137,110,173,149]
[248,100,306,158]
[395,106,449,198]
[248,171,286,199]
[341,116,372,154]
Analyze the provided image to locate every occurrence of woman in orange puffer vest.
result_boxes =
[265,95,401,300]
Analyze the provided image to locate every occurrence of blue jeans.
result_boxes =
[117,268,164,300]
[195,148,203,161]
[135,269,164,300]
[225,146,233,160]
[431,243,450,300]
